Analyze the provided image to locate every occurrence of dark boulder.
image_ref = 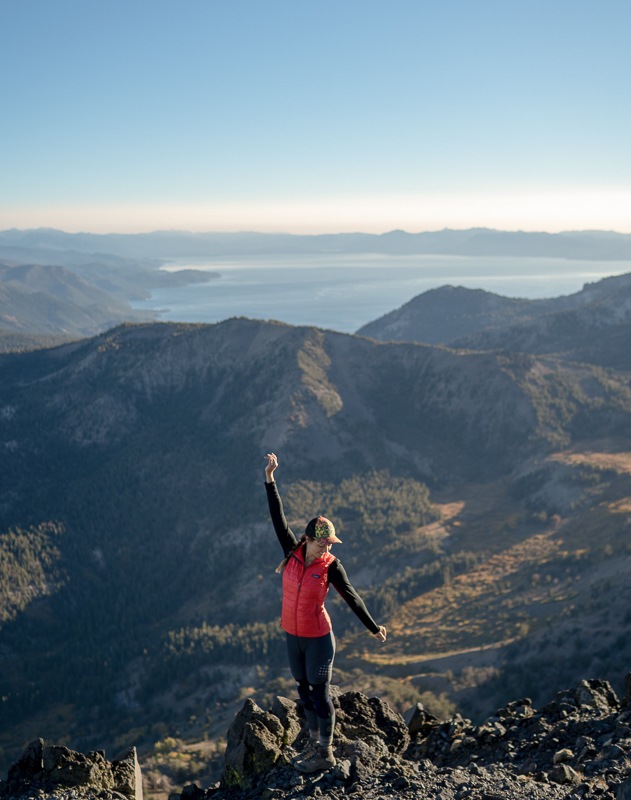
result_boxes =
[543,678,619,720]
[404,701,440,737]
[0,739,142,800]
[494,697,534,721]
[220,697,287,790]
[270,695,302,748]
[336,691,410,754]
[548,762,580,785]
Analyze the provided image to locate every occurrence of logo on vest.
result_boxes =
[311,573,321,579]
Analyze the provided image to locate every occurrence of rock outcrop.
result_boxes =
[3,675,631,799]
[176,676,631,800]
[0,739,142,800]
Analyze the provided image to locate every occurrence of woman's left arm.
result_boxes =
[329,560,387,641]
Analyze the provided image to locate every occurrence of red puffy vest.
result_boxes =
[281,546,336,637]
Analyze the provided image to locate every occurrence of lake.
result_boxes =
[131,253,631,334]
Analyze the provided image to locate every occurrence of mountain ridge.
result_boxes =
[0,262,152,336]
[3,226,631,261]
[356,271,631,371]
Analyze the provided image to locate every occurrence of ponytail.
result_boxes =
[275,534,307,573]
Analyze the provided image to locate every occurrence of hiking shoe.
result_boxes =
[291,738,318,767]
[295,744,336,773]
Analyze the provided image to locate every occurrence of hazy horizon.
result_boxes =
[3,224,631,238]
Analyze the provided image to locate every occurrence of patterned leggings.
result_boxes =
[285,631,336,746]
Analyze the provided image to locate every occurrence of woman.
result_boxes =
[264,452,387,773]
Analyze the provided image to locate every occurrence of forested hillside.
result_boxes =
[1,318,631,784]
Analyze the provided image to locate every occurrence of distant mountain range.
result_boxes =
[2,226,631,261]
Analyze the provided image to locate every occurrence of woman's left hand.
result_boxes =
[374,625,387,642]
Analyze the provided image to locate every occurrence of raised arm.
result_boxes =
[264,453,298,556]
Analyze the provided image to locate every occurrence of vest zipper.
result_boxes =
[295,558,305,635]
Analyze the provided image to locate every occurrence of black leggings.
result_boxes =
[286,631,336,746]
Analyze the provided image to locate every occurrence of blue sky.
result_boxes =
[1,0,630,234]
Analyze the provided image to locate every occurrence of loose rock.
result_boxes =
[5,676,631,800]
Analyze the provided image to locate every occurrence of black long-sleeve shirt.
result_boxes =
[265,480,380,634]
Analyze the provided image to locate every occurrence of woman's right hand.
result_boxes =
[374,625,387,642]
[265,452,279,482]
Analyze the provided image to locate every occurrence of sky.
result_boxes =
[1,0,630,235]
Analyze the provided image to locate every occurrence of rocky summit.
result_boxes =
[176,675,631,800]
[2,675,631,800]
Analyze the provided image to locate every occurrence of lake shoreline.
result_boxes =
[132,254,631,335]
